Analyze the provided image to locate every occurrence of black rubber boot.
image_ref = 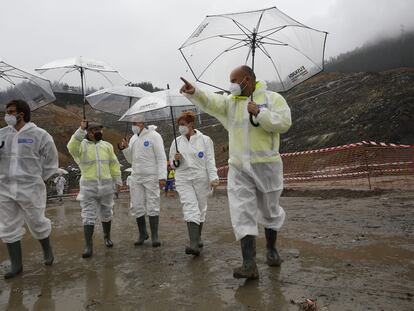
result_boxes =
[39,237,54,265]
[102,221,113,248]
[198,222,204,248]
[4,241,23,279]
[233,235,259,279]
[149,216,161,247]
[134,216,149,246]
[82,225,94,258]
[265,228,283,266]
[185,222,200,256]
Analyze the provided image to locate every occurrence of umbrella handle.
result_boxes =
[249,113,259,127]
[172,160,180,168]
[0,141,4,149]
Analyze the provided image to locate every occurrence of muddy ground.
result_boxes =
[0,189,413,311]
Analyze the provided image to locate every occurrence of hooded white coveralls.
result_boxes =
[0,123,59,243]
[184,81,292,240]
[67,128,122,225]
[169,130,219,224]
[54,175,66,195]
[123,126,167,217]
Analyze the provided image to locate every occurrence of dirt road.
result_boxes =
[1,189,413,310]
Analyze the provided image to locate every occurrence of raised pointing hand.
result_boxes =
[180,77,195,95]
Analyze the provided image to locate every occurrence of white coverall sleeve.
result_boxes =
[185,89,228,127]
[122,146,132,164]
[255,93,292,134]
[204,136,219,182]
[40,133,59,181]
[153,134,167,180]
[122,135,137,164]
[67,128,86,162]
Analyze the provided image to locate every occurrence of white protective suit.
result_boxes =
[0,123,59,243]
[123,126,167,217]
[169,130,219,224]
[54,175,66,195]
[184,81,292,240]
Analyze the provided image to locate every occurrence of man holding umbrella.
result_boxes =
[67,120,122,258]
[0,99,58,279]
[180,65,292,279]
[119,116,167,248]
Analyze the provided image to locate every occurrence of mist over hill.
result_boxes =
[325,31,414,72]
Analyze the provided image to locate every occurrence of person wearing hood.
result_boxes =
[180,65,292,279]
[67,120,122,258]
[169,111,219,256]
[0,99,58,279]
[119,116,167,247]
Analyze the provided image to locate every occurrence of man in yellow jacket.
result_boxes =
[180,65,292,279]
[67,120,122,258]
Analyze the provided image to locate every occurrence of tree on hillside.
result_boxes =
[129,82,163,93]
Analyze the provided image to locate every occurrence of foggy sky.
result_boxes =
[1,0,413,89]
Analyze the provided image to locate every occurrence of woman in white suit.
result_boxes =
[169,111,219,256]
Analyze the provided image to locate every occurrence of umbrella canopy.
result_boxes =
[119,88,197,123]
[0,58,56,111]
[86,85,150,117]
[35,56,128,118]
[179,6,328,93]
[119,88,199,153]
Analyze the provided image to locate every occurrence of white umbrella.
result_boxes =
[179,6,327,126]
[87,85,152,142]
[119,87,198,152]
[119,88,197,123]
[0,57,56,111]
[35,56,128,118]
[86,85,150,117]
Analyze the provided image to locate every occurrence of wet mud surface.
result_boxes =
[1,189,413,310]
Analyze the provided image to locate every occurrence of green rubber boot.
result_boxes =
[39,237,54,265]
[4,241,23,279]
[233,235,259,280]
[149,216,161,247]
[102,221,114,248]
[82,225,94,258]
[265,228,282,266]
[185,222,200,256]
[134,216,149,246]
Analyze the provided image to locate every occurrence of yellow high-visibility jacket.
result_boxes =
[67,128,122,188]
[185,80,291,168]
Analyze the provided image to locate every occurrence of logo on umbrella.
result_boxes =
[192,22,209,39]
[288,66,309,83]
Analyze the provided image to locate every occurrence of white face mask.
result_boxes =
[132,125,141,135]
[178,125,189,136]
[228,77,247,96]
[4,114,17,126]
[228,83,242,96]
